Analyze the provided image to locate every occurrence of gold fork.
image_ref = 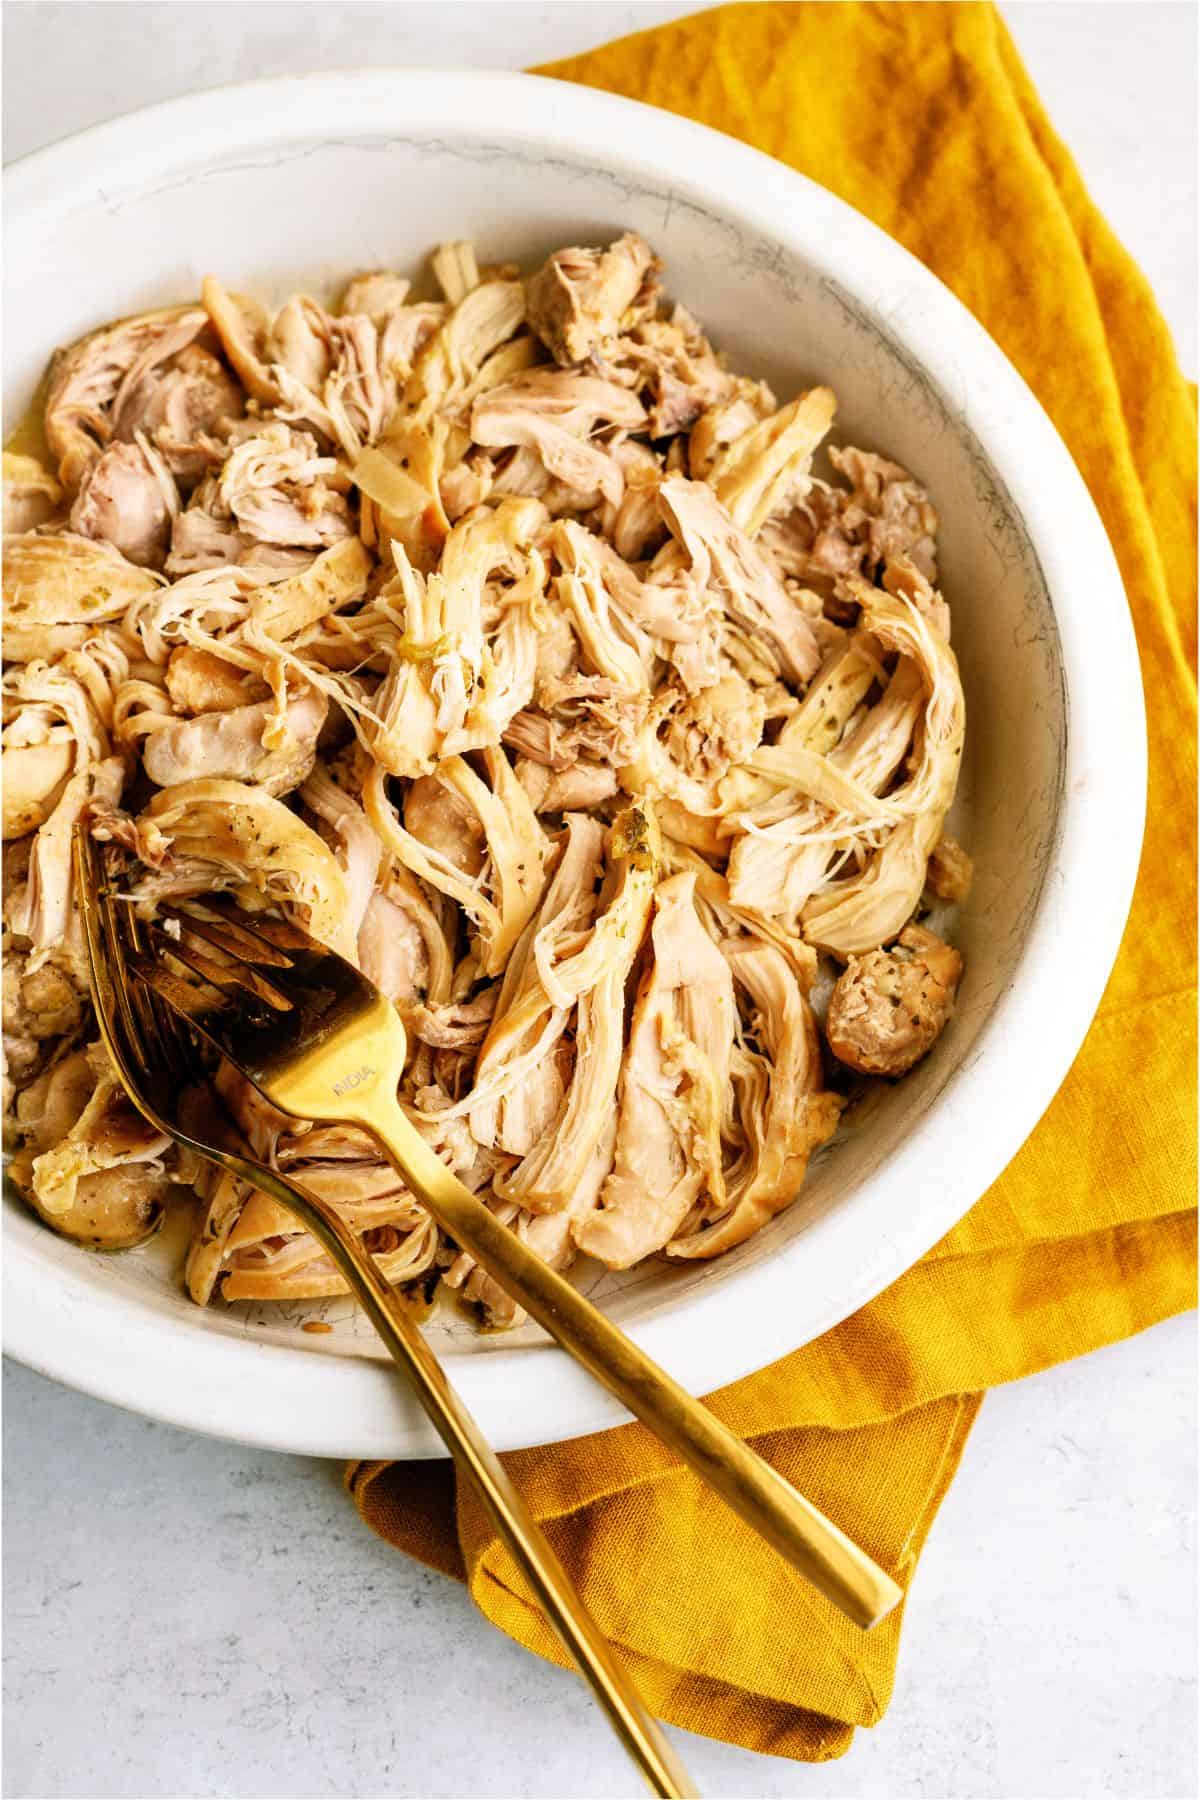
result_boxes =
[118,868,903,1632]
[74,829,697,1800]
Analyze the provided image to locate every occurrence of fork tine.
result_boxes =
[179,897,313,957]
[102,884,155,1050]
[75,829,176,1133]
[73,824,122,1029]
[127,951,253,1067]
[109,893,194,1085]
[84,839,172,1094]
[96,887,218,1122]
[128,953,227,1022]
[146,920,294,1012]
[161,903,296,968]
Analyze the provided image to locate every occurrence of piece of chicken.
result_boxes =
[200,279,280,403]
[269,295,387,457]
[574,871,734,1269]
[405,278,526,419]
[688,380,777,478]
[466,812,608,1157]
[829,447,938,581]
[2,949,87,1108]
[521,759,619,812]
[925,833,974,904]
[606,304,734,438]
[141,686,327,796]
[218,422,353,548]
[9,1044,172,1248]
[721,627,912,886]
[164,645,270,714]
[2,651,114,839]
[656,477,822,687]
[69,438,178,568]
[339,270,412,320]
[3,452,64,534]
[3,951,86,1047]
[361,858,454,1012]
[667,936,842,1259]
[365,749,548,977]
[299,767,382,945]
[622,673,766,818]
[357,887,433,1006]
[801,588,964,954]
[44,305,211,492]
[403,987,498,1051]
[552,519,653,697]
[165,495,253,575]
[167,421,356,575]
[136,777,356,959]
[471,369,647,508]
[3,531,160,663]
[7,756,124,974]
[777,445,939,589]
[825,923,963,1077]
[358,498,544,775]
[707,388,836,536]
[526,232,656,366]
[112,341,243,482]
[404,773,487,877]
[496,805,659,1212]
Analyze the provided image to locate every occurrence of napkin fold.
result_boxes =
[350,1,1197,1762]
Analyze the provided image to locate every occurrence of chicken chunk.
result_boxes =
[610,305,737,439]
[925,833,974,904]
[538,762,619,811]
[141,688,327,796]
[164,646,270,715]
[3,532,159,663]
[114,344,243,481]
[3,953,86,1048]
[471,369,646,507]
[69,439,177,568]
[3,453,63,534]
[9,1045,171,1249]
[44,306,210,492]
[526,232,656,366]
[656,477,822,687]
[782,446,939,589]
[404,775,487,877]
[825,924,963,1077]
[574,872,734,1269]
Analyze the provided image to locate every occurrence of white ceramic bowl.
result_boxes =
[3,71,1145,1459]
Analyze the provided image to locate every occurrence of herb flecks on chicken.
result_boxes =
[3,232,969,1320]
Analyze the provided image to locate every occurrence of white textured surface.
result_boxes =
[5,1318,1195,1800]
[2,4,1195,1797]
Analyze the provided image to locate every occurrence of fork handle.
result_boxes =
[360,1089,903,1632]
[278,1175,695,1799]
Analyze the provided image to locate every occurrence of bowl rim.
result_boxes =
[3,68,1147,1459]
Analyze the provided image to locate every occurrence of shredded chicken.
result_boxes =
[3,452,64,535]
[4,232,968,1322]
[526,232,657,366]
[926,832,974,904]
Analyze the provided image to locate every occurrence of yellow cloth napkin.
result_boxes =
[350,1,1197,1762]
